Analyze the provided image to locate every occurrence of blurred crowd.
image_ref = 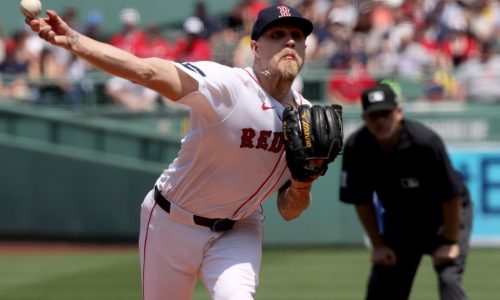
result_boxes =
[1,0,500,111]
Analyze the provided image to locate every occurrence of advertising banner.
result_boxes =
[450,148,500,246]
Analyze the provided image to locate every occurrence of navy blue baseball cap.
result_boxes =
[251,5,313,40]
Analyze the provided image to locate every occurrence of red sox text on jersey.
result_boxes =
[240,129,284,153]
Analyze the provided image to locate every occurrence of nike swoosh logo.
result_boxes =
[261,102,275,110]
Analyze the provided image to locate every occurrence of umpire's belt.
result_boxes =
[154,186,235,232]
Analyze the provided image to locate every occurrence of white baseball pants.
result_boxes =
[139,189,264,300]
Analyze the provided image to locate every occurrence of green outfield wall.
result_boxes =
[0,134,163,240]
[0,101,499,246]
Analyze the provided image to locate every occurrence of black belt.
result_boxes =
[154,186,235,232]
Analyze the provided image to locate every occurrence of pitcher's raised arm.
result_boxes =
[26,10,197,101]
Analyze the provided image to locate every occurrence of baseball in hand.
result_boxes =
[20,0,42,18]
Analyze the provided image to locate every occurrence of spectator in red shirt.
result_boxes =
[438,25,479,68]
[327,54,377,106]
[109,8,146,56]
[137,26,174,59]
[173,16,212,62]
[244,0,269,19]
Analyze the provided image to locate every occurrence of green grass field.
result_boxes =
[0,246,498,299]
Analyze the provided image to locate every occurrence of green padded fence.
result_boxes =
[0,133,164,240]
[0,101,186,163]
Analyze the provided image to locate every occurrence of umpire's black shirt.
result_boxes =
[339,119,470,245]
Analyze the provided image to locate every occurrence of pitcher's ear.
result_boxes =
[250,40,258,56]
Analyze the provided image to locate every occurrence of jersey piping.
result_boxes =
[232,149,288,218]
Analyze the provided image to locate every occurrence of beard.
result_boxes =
[277,57,302,81]
[279,64,299,80]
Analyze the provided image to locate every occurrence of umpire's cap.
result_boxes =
[361,84,399,116]
[251,5,313,41]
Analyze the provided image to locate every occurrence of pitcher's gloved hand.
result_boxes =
[282,104,343,182]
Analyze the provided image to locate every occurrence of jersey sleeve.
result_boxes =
[172,61,240,125]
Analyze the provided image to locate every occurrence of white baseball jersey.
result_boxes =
[155,61,311,220]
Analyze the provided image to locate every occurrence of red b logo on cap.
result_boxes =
[277,6,291,17]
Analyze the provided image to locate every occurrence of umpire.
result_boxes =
[339,83,473,300]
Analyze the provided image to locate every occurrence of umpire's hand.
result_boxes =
[372,245,397,266]
[432,244,460,266]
